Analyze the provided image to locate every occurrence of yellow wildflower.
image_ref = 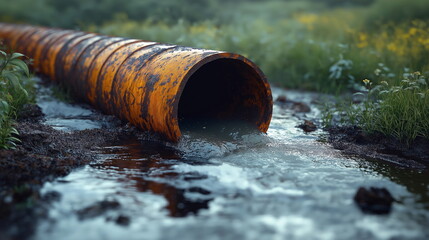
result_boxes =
[295,14,318,30]
[357,32,368,48]
[409,27,418,36]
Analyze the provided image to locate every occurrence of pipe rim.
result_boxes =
[173,52,273,140]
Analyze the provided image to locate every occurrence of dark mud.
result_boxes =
[327,126,429,169]
[354,187,395,215]
[0,104,149,240]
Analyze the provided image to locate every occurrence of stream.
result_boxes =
[34,84,429,240]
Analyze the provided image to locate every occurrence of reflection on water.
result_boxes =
[179,118,261,141]
[353,157,429,210]
[92,136,212,217]
[90,119,267,218]
[34,87,429,240]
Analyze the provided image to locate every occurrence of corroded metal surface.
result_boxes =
[0,23,273,141]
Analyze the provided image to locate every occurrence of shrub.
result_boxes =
[0,50,32,149]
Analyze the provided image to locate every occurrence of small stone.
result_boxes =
[76,200,121,220]
[352,92,366,104]
[298,120,317,132]
[354,187,395,214]
[291,102,311,113]
[115,215,131,226]
[42,191,61,203]
[275,95,287,103]
[275,95,311,113]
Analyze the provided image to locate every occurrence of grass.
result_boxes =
[323,72,429,143]
[0,48,33,149]
[93,2,429,93]
[359,73,429,143]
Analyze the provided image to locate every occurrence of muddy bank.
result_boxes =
[326,126,429,169]
[1,104,147,186]
[275,92,429,169]
[0,104,150,240]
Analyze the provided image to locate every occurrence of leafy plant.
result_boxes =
[0,50,31,149]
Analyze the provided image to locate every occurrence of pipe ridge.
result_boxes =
[70,37,126,101]
[133,46,180,132]
[8,26,34,50]
[25,29,58,58]
[86,39,138,105]
[67,36,112,95]
[39,30,75,74]
[93,40,145,110]
[109,42,160,115]
[54,33,97,81]
[61,35,103,78]
[14,28,41,53]
[45,32,87,80]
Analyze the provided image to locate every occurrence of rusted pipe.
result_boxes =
[0,23,273,141]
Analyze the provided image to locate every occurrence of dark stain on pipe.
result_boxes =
[0,23,273,142]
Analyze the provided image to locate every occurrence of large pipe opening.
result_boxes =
[178,58,271,135]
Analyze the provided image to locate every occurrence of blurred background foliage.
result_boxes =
[1,0,428,92]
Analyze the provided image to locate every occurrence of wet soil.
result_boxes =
[326,126,429,169]
[275,93,429,168]
[0,104,149,240]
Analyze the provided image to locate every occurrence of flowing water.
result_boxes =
[34,85,429,240]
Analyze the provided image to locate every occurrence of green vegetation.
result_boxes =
[2,0,429,91]
[365,0,429,25]
[0,0,258,28]
[93,4,429,93]
[323,72,429,143]
[359,73,429,143]
[50,84,74,103]
[0,49,33,149]
[1,0,428,143]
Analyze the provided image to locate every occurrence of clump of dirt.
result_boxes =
[275,95,311,113]
[354,187,396,215]
[298,120,317,133]
[0,104,148,240]
[326,126,429,169]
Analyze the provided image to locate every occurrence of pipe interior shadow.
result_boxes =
[178,58,267,136]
